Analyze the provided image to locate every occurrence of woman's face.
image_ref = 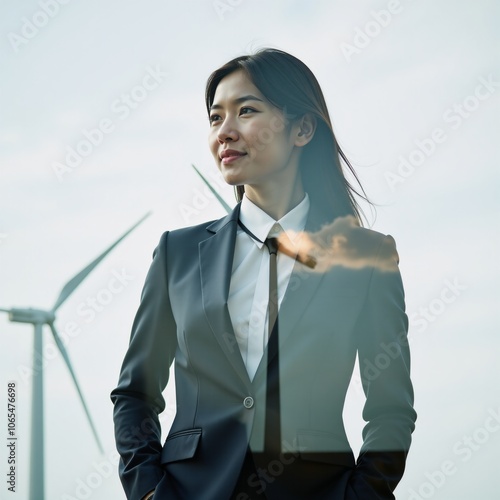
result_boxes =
[208,69,302,192]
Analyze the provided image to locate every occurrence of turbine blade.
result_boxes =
[48,322,104,454]
[191,164,232,214]
[51,212,151,312]
[0,307,11,313]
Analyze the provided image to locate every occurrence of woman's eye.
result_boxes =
[209,107,256,125]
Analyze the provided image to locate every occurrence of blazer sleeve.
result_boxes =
[348,234,417,500]
[110,231,177,500]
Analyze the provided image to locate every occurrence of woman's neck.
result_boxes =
[244,177,305,221]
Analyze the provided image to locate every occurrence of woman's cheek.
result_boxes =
[245,132,262,161]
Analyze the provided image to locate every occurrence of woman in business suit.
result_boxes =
[111,48,417,499]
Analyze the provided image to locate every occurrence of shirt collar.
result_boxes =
[239,192,310,249]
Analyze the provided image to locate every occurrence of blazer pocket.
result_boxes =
[161,428,202,465]
[297,430,355,468]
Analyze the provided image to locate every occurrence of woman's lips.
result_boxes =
[221,153,247,164]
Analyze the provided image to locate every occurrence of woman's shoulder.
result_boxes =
[157,210,236,246]
[154,221,211,249]
[160,203,240,242]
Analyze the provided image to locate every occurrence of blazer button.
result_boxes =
[243,396,254,409]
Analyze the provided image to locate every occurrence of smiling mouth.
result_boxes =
[221,153,247,164]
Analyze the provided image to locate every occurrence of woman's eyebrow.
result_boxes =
[210,94,264,111]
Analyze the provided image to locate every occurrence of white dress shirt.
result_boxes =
[227,192,310,381]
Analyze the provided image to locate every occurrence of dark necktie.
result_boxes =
[237,220,281,455]
[263,236,281,455]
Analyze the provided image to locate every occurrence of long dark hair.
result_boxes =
[205,48,373,226]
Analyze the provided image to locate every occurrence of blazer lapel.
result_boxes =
[199,202,252,387]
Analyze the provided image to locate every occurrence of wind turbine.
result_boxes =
[0,212,151,500]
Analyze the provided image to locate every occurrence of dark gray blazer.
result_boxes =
[110,200,416,500]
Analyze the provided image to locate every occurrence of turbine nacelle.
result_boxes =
[6,308,55,324]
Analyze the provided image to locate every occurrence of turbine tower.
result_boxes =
[0,212,151,500]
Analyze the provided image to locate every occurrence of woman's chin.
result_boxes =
[220,172,245,186]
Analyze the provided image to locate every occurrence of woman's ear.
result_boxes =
[294,113,316,147]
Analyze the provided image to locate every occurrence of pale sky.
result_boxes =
[1,1,499,498]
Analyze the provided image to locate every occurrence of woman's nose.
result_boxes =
[217,117,239,143]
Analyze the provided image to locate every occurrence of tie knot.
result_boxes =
[264,237,279,255]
